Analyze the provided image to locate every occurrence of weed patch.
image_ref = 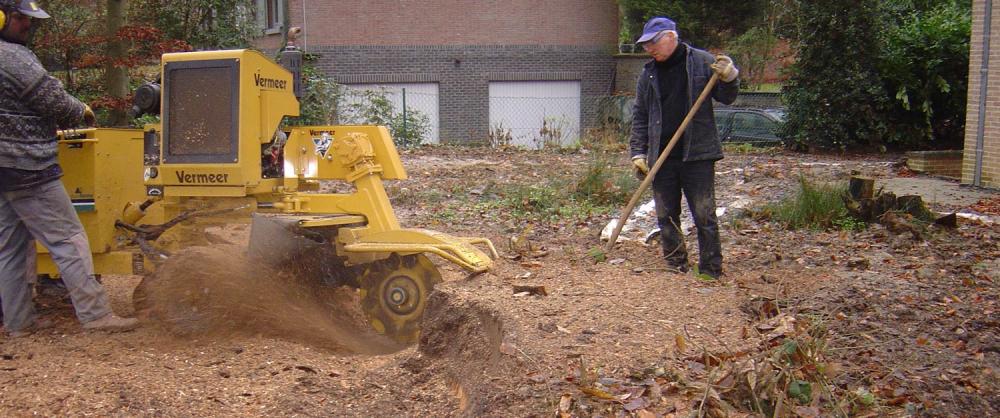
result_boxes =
[477,154,640,224]
[756,177,864,231]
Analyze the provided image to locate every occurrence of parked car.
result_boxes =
[714,108,785,145]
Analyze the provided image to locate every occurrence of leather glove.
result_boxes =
[83,105,96,127]
[631,155,649,180]
[711,55,739,83]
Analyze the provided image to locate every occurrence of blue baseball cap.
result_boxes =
[15,0,49,19]
[636,17,676,43]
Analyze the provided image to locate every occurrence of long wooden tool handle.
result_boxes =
[605,72,720,252]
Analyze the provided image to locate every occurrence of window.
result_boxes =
[733,112,774,134]
[257,0,284,34]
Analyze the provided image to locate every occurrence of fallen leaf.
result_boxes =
[580,386,618,400]
[557,394,572,417]
[794,406,821,418]
[624,396,648,412]
[530,250,550,258]
[499,342,517,356]
[512,285,547,296]
[675,334,687,353]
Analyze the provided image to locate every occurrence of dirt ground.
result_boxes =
[1,147,997,417]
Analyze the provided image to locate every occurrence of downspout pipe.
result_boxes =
[975,0,992,187]
[301,0,309,52]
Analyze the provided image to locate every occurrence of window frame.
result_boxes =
[258,0,284,35]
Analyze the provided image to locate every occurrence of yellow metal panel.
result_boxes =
[164,186,248,197]
[38,129,147,276]
[156,49,300,195]
[285,126,407,181]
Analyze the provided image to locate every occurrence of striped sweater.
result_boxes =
[0,39,85,171]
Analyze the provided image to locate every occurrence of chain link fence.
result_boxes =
[583,91,786,150]
[335,85,784,148]
[488,97,581,149]
[340,84,440,145]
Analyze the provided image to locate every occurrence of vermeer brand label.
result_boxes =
[254,72,288,90]
[175,171,229,184]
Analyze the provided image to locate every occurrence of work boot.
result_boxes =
[82,314,139,332]
[7,317,55,338]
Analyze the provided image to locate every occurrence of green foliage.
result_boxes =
[130,0,259,50]
[479,154,638,224]
[728,26,779,90]
[619,0,769,48]
[781,0,892,151]
[879,2,971,149]
[569,156,640,206]
[341,88,431,148]
[284,63,342,126]
[30,1,102,91]
[832,216,867,232]
[782,0,972,151]
[760,177,862,230]
[494,184,565,220]
[581,96,631,153]
[588,247,608,263]
[788,380,813,404]
[283,59,430,149]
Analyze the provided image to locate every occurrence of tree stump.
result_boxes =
[849,176,875,200]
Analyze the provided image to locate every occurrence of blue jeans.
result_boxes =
[0,179,111,331]
[651,159,722,276]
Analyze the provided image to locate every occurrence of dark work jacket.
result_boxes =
[629,43,739,166]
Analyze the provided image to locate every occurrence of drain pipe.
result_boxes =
[975,0,992,186]
[301,0,309,51]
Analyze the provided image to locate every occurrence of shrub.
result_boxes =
[781,0,891,151]
[341,88,431,148]
[570,156,639,207]
[879,2,971,149]
[284,63,343,126]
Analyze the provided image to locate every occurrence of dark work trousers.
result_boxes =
[651,159,722,276]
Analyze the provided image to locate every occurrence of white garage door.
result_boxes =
[489,81,581,149]
[342,83,440,144]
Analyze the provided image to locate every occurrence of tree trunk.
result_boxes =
[104,0,129,127]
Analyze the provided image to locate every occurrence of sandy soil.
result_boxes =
[1,147,997,417]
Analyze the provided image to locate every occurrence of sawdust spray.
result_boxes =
[137,245,402,354]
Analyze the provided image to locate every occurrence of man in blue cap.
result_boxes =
[629,16,739,279]
[1,0,140,337]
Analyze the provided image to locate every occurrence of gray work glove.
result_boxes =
[631,155,649,180]
[711,55,739,83]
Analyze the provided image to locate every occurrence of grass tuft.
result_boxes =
[758,177,863,231]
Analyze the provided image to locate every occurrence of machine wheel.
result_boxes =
[359,254,441,344]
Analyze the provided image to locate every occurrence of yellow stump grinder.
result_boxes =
[35,44,496,342]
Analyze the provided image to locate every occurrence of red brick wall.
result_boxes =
[260,0,618,49]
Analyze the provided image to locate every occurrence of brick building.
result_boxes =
[254,0,619,146]
[965,0,1000,188]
